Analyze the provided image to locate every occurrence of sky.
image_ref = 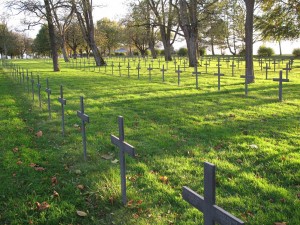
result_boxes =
[0,0,299,55]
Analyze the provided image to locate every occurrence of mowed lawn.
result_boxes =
[0,57,299,225]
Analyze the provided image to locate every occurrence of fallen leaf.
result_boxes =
[136,200,143,205]
[51,176,58,186]
[76,210,87,217]
[36,201,50,211]
[111,159,119,164]
[159,176,169,184]
[75,170,82,175]
[274,222,287,225]
[13,147,19,153]
[133,213,139,219]
[236,159,243,164]
[29,163,37,167]
[17,160,23,165]
[127,200,134,207]
[249,144,258,149]
[34,167,45,171]
[35,130,43,137]
[77,184,85,190]
[12,173,16,177]
[101,153,114,160]
[73,124,80,128]
[53,191,59,197]
[297,193,300,199]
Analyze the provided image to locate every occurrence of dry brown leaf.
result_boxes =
[34,167,45,171]
[35,130,43,137]
[13,147,19,153]
[53,191,59,198]
[274,222,287,225]
[76,210,87,217]
[136,200,143,205]
[17,160,23,165]
[36,201,50,211]
[132,213,139,219]
[77,184,85,190]
[159,176,169,184]
[51,176,58,186]
[29,163,37,168]
[127,200,134,207]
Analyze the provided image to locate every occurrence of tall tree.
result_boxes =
[65,20,85,58]
[32,24,52,56]
[147,0,178,61]
[243,0,255,83]
[71,0,105,66]
[6,0,60,71]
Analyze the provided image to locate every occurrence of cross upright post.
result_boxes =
[136,63,141,79]
[111,62,114,75]
[147,64,153,81]
[282,63,291,79]
[204,61,209,74]
[183,60,186,71]
[176,65,182,86]
[231,60,236,77]
[214,59,224,91]
[127,62,131,78]
[58,85,67,136]
[193,65,201,89]
[118,62,122,76]
[273,70,289,102]
[26,71,30,94]
[37,75,42,108]
[182,162,245,225]
[111,116,136,205]
[263,63,271,80]
[161,64,167,82]
[31,73,35,101]
[77,96,90,160]
[272,59,278,72]
[45,78,52,119]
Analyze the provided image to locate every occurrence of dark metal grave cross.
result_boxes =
[118,62,122,76]
[26,71,30,94]
[77,96,90,160]
[176,65,182,86]
[204,61,209,74]
[58,85,67,136]
[111,62,114,75]
[174,60,177,72]
[240,74,253,96]
[161,65,167,82]
[272,59,278,72]
[31,73,35,101]
[127,62,131,78]
[45,78,52,119]
[183,60,186,71]
[214,59,224,91]
[36,75,42,108]
[182,162,245,225]
[282,63,291,79]
[147,64,153,81]
[111,116,136,205]
[273,70,289,102]
[136,63,141,79]
[263,63,271,80]
[231,60,236,77]
[193,65,201,89]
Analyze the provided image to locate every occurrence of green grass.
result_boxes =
[0,56,299,225]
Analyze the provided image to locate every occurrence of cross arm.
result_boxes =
[111,135,135,157]
[214,73,224,76]
[77,111,90,123]
[58,97,66,105]
[212,205,245,225]
[182,186,205,212]
[45,88,51,94]
[273,78,289,82]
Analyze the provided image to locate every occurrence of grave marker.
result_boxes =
[36,75,42,108]
[118,62,122,76]
[136,63,141,79]
[26,71,30,94]
[204,61,209,74]
[176,65,182,86]
[192,66,201,89]
[77,96,90,160]
[161,65,167,82]
[58,85,66,136]
[214,69,224,91]
[127,62,131,78]
[182,162,244,225]
[230,60,236,77]
[111,116,136,205]
[45,78,52,119]
[147,64,153,81]
[31,74,35,101]
[272,59,278,72]
[273,70,289,102]
[282,63,291,79]
[263,63,271,80]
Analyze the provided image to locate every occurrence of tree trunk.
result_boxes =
[44,0,60,72]
[279,40,282,56]
[244,0,255,83]
[160,29,172,61]
[61,38,69,62]
[211,39,215,56]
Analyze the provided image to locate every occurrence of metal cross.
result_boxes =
[45,78,52,119]
[77,96,90,160]
[111,116,135,205]
[182,162,244,225]
[192,65,201,89]
[31,73,35,101]
[214,64,224,91]
[282,63,291,79]
[136,63,141,79]
[127,62,131,78]
[58,85,67,136]
[273,70,289,102]
[263,63,271,80]
[36,75,42,108]
[176,65,182,86]
[147,64,153,81]
[161,65,167,82]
